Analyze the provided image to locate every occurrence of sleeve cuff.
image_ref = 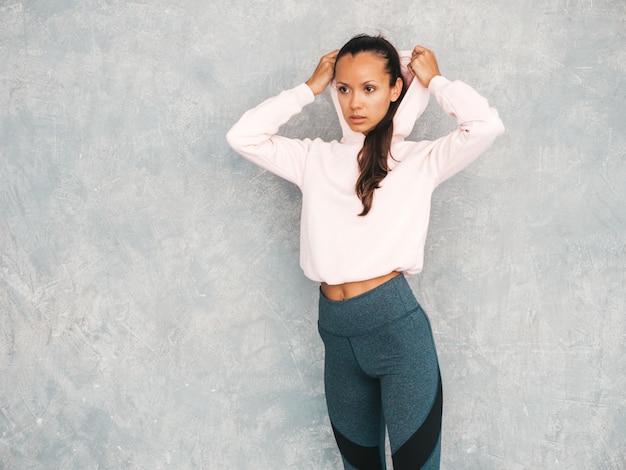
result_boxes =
[428,75,450,94]
[294,82,316,106]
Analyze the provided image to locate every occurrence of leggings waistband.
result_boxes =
[318,274,422,337]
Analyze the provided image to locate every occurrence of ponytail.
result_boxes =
[355,96,402,216]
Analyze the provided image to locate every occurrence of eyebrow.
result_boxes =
[336,80,380,86]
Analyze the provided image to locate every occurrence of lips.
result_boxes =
[350,115,366,124]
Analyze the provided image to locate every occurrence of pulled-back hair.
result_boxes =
[336,34,407,216]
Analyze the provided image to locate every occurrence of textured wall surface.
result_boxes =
[1,1,624,469]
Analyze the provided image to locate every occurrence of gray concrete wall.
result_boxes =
[1,1,624,468]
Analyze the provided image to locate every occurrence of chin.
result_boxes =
[348,123,371,134]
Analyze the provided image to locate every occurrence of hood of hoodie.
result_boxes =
[330,50,430,145]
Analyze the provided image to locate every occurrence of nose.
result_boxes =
[349,92,362,110]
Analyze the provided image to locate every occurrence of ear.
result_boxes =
[390,76,403,102]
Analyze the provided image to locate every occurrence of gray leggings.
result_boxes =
[318,275,442,470]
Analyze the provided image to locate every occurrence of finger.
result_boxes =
[324,50,339,61]
[321,54,338,68]
[412,46,430,59]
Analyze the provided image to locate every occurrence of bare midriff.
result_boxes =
[320,271,402,301]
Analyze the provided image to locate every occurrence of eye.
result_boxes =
[337,85,349,94]
[365,85,376,93]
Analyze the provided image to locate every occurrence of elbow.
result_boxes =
[492,115,505,138]
[225,126,239,151]
[473,114,505,142]
[226,124,249,155]
[489,108,505,138]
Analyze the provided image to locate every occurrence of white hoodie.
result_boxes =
[226,51,505,285]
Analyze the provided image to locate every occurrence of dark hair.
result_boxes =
[336,34,406,216]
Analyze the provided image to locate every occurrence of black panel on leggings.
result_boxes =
[392,373,443,469]
[332,424,383,470]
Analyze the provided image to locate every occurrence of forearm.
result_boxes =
[226,83,315,186]
[426,76,505,183]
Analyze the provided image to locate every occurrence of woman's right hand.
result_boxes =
[305,50,339,96]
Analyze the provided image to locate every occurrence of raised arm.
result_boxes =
[408,45,505,184]
[226,51,339,187]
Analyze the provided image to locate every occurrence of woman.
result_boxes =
[227,34,504,470]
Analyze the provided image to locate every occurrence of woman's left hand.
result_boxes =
[409,46,441,88]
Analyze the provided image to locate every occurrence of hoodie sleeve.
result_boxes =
[226,83,315,188]
[422,76,505,185]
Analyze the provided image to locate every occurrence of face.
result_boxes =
[334,51,403,134]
